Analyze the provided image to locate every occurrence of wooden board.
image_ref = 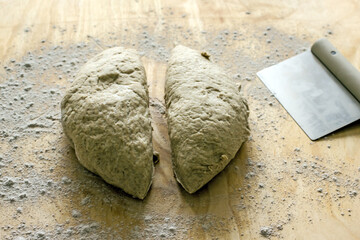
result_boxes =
[0,0,359,239]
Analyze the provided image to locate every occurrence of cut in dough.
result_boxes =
[61,47,153,199]
[165,45,249,193]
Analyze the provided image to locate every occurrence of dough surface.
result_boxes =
[61,47,153,199]
[165,45,249,193]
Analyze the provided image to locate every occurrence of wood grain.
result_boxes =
[0,0,359,239]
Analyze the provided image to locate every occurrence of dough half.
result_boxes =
[165,45,249,193]
[61,47,154,199]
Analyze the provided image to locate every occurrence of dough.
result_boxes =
[61,47,153,199]
[165,45,250,193]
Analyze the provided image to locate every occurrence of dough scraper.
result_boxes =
[257,38,360,140]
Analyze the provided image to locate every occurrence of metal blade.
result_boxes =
[257,51,360,140]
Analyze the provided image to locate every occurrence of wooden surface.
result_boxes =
[1,0,360,239]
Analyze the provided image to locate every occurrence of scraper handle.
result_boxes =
[311,38,360,102]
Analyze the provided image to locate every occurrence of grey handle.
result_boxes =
[311,38,360,102]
